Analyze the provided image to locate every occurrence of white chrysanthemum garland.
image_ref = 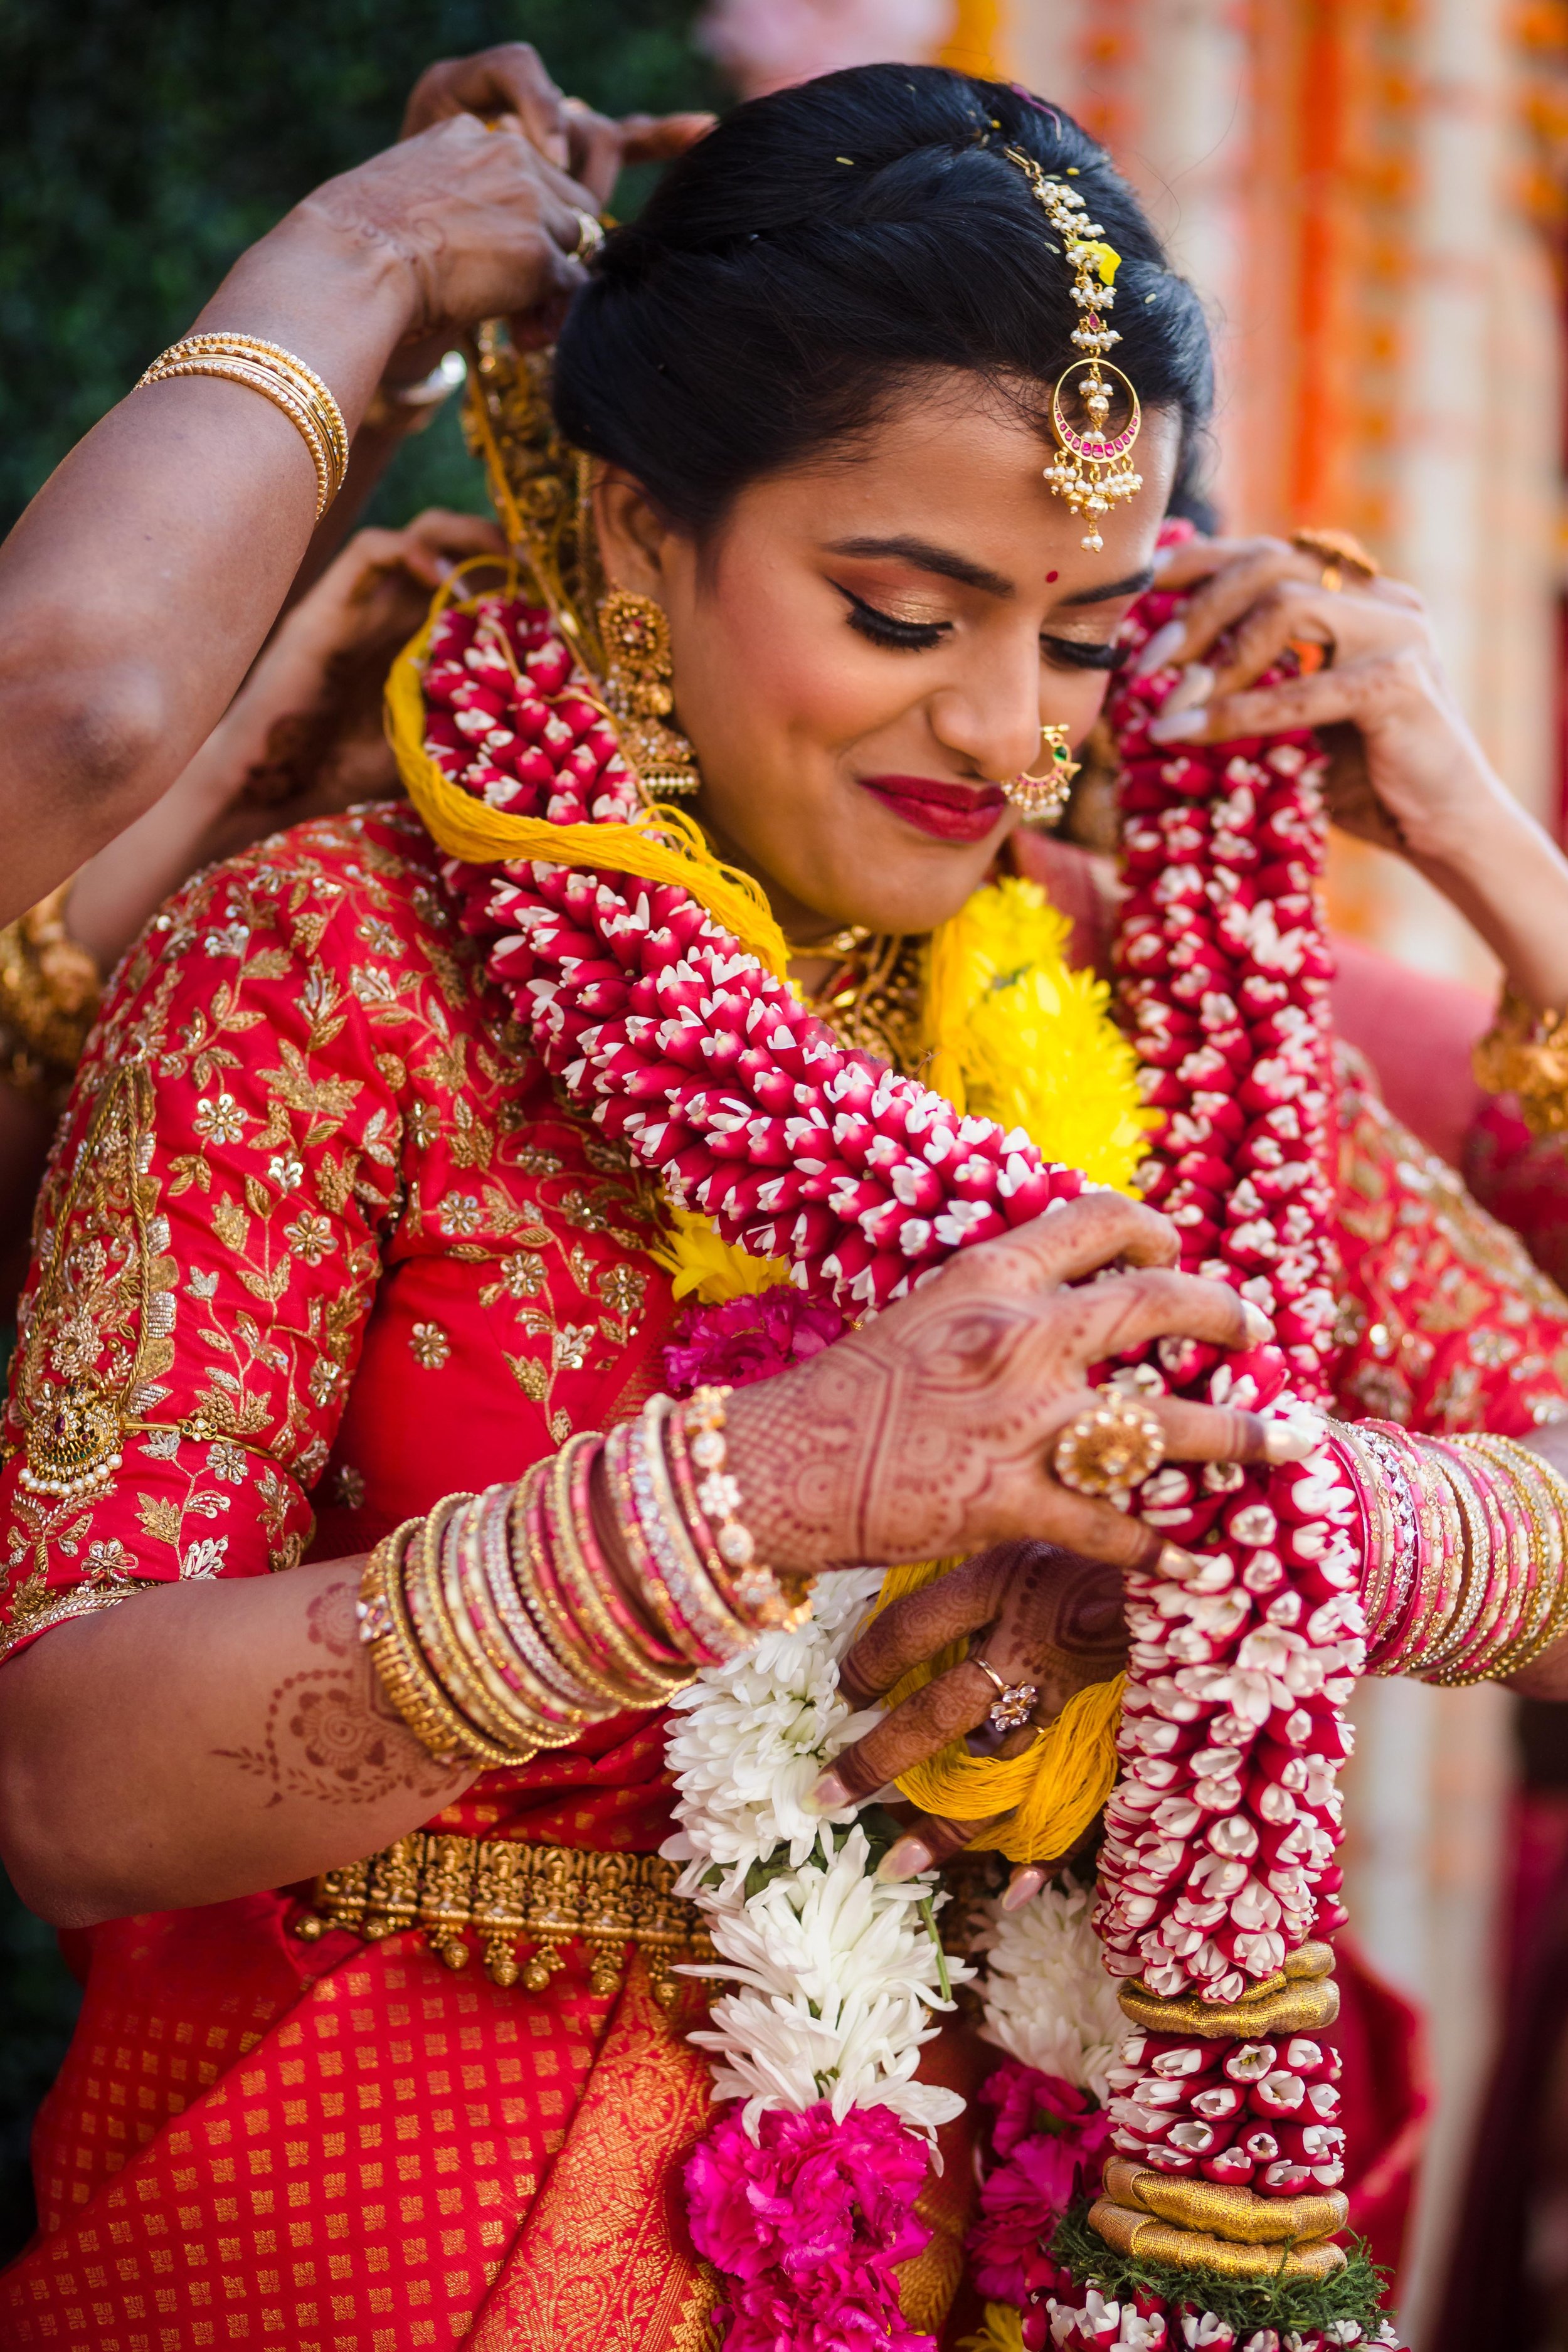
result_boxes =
[977,1877,1126,2103]
[662,1566,972,2139]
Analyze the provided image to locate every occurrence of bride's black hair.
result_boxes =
[554,63,1214,533]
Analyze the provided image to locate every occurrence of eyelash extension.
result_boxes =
[1042,637,1130,672]
[837,587,948,652]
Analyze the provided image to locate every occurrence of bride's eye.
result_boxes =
[1042,635,1130,673]
[835,585,949,652]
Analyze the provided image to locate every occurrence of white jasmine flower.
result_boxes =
[977,1877,1125,2102]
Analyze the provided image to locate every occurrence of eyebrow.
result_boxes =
[825,534,1015,600]
[825,537,1155,610]
[1058,564,1157,607]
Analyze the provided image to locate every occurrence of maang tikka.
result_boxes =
[596,588,703,800]
[1003,147,1143,553]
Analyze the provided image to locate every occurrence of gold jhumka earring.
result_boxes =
[460,326,705,805]
[596,588,702,799]
[1003,147,1143,554]
[1003,723,1081,827]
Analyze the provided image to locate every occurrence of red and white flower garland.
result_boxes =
[411,575,1373,2336]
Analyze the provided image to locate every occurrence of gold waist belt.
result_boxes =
[292,1830,708,2002]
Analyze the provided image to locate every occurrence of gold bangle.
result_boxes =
[1425,1447,1491,1669]
[437,1491,575,1752]
[1444,1435,1565,1680]
[399,1498,537,1767]
[135,334,348,519]
[1477,1436,1568,1673]
[511,1463,660,1711]
[460,1483,595,1740]
[166,332,349,480]
[1473,986,1568,1140]
[1463,1436,1552,1675]
[359,1520,494,1766]
[480,1475,617,1718]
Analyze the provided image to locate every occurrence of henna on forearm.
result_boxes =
[213,1576,459,1810]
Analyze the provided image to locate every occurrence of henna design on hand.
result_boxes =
[215,1577,460,1809]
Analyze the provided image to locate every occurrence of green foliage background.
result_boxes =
[0,0,717,2264]
[0,0,721,538]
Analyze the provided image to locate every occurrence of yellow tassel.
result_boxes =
[870,1560,1123,1864]
[958,2303,1029,2352]
[385,575,793,982]
[648,1206,792,1305]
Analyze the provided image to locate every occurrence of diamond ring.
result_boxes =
[972,1655,1040,1735]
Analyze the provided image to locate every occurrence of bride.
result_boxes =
[5,55,1568,2352]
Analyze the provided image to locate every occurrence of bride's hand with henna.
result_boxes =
[1134,533,1568,1014]
[723,1190,1309,1576]
[815,1539,1128,1897]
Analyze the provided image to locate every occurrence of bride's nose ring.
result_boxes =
[1002,724,1081,827]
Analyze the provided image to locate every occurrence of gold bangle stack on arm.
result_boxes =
[1473,985,1568,1140]
[135,333,349,521]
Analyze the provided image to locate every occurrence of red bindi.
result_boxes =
[1046,569,1059,583]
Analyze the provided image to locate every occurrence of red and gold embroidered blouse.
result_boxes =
[0,803,688,1851]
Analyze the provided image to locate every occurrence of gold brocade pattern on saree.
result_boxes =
[294,1830,709,2000]
[470,1954,720,2352]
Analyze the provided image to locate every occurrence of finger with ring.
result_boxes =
[1052,1384,1166,1505]
[568,208,605,261]
[971,1654,1041,1736]
[1290,526,1380,595]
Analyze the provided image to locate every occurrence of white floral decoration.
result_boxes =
[975,1877,1125,2105]
[665,1569,970,2141]
[687,1823,967,2137]
[663,1567,883,1899]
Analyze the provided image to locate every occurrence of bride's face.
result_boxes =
[595,371,1180,942]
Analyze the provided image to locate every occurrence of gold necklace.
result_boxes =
[798,933,925,1076]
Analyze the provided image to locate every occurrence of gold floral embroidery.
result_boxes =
[1,805,677,1656]
[13,1060,177,1498]
[1334,1041,1568,1428]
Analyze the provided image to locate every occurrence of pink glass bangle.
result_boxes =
[564,1429,686,1673]
[1356,1424,1429,1675]
[601,1417,714,1667]
[628,1399,752,1665]
[541,1436,681,1703]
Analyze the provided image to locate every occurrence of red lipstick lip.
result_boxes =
[856,773,1007,844]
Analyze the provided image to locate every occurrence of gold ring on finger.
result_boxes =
[569,208,605,262]
[972,1655,1041,1735]
[1290,526,1379,595]
[1052,1384,1166,1505]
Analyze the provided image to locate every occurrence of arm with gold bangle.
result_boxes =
[1345,1417,1568,1694]
[358,1387,811,1768]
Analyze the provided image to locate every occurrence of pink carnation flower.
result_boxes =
[685,2102,935,2350]
[664,1290,847,1395]
[968,2065,1111,2308]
